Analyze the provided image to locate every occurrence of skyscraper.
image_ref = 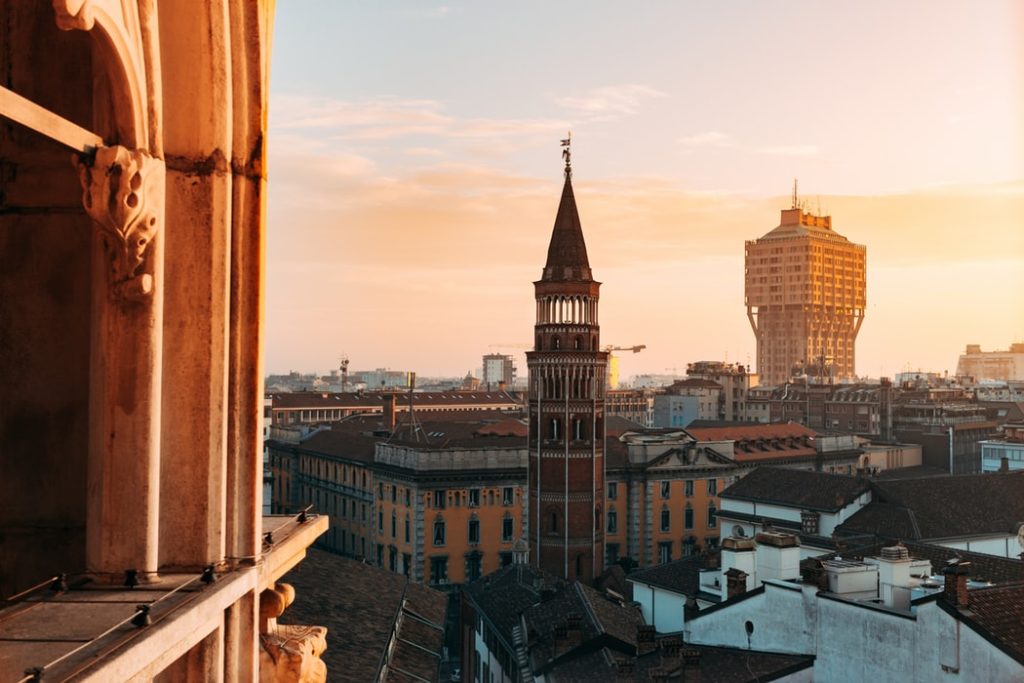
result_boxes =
[526,145,608,582]
[745,192,866,387]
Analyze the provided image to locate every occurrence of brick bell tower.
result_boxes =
[526,138,608,583]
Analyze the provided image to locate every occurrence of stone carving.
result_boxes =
[259,625,328,683]
[79,146,164,301]
[53,0,96,31]
[258,583,327,683]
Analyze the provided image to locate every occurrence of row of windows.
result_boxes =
[604,536,720,566]
[605,479,718,500]
[429,551,517,585]
[433,516,516,546]
[605,505,716,533]
[430,487,516,509]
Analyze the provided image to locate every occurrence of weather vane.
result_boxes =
[561,131,571,179]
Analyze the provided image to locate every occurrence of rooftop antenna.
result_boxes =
[561,132,572,180]
[791,178,798,209]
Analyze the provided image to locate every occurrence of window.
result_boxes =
[502,516,514,542]
[377,482,383,499]
[502,487,514,506]
[658,541,672,564]
[708,504,717,529]
[705,536,720,550]
[684,505,694,530]
[684,480,694,497]
[378,510,383,532]
[660,481,670,498]
[433,489,446,509]
[404,488,410,506]
[465,553,483,582]
[468,518,480,544]
[607,482,617,500]
[361,503,367,522]
[430,556,448,585]
[402,553,411,577]
[549,510,559,534]
[551,418,561,440]
[433,519,446,546]
[469,488,480,507]
[573,418,583,440]
[404,516,410,543]
[707,479,718,495]
[391,486,397,503]
[388,546,397,572]
[683,536,697,557]
[376,544,383,566]
[607,509,617,533]
[606,543,620,565]
[391,511,396,537]
[660,508,671,532]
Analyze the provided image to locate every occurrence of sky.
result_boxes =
[265,1,1024,382]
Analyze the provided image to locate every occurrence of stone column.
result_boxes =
[80,145,164,581]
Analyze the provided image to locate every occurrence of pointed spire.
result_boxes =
[542,147,592,282]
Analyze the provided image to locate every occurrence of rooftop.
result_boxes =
[280,549,447,683]
[836,470,1024,540]
[720,467,871,512]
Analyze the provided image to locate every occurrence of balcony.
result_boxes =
[0,514,327,681]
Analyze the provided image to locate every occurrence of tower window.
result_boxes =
[574,336,582,350]
[553,337,561,350]
[551,418,561,440]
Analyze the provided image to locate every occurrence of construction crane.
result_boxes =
[604,344,646,389]
[604,345,646,354]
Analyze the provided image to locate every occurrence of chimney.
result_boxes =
[801,510,820,536]
[382,393,396,431]
[725,568,748,599]
[877,544,913,609]
[681,648,702,683]
[498,380,507,392]
[636,624,657,656]
[1000,456,1009,473]
[942,560,971,608]
[684,596,700,621]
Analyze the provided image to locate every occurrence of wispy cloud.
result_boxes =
[677,130,821,157]
[557,84,666,117]
[270,94,567,146]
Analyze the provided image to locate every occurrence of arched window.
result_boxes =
[547,506,560,534]
[551,418,561,440]
[552,337,561,350]
[574,336,582,350]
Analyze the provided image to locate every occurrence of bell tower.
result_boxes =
[526,138,608,583]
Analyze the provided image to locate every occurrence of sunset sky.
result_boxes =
[266,1,1024,381]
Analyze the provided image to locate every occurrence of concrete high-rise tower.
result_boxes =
[745,192,866,387]
[526,143,608,582]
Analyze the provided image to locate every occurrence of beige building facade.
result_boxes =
[745,204,867,387]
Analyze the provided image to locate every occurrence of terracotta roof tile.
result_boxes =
[280,550,446,682]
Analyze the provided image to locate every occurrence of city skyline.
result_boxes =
[266,1,1023,380]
